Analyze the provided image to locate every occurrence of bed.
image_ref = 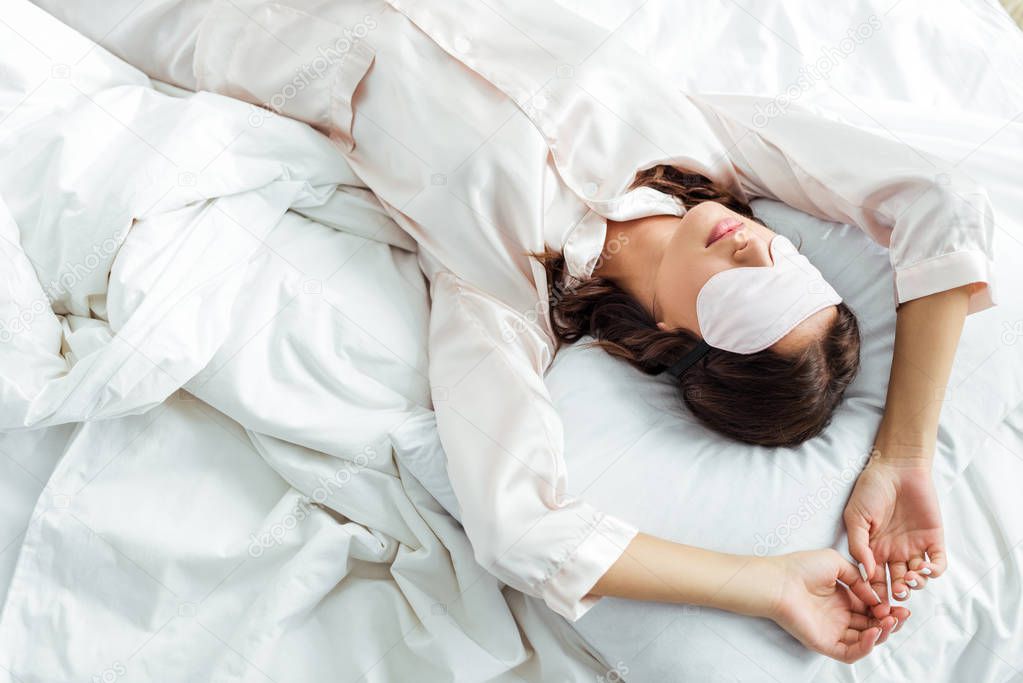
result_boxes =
[1,1,1021,682]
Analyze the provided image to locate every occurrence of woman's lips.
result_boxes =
[706,217,744,247]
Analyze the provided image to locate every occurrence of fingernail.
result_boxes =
[895,590,908,599]
[920,568,932,576]
[893,617,900,630]
[907,579,918,587]
[874,629,883,643]
[870,587,882,604]
[858,562,869,581]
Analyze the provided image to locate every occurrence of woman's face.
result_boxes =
[652,201,836,353]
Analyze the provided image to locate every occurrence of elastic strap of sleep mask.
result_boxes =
[664,339,712,378]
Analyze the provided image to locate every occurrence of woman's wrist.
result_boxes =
[592,534,782,618]
[675,552,788,620]
[871,423,935,469]
[727,555,785,619]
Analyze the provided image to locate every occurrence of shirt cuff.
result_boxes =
[894,249,996,315]
[561,209,607,281]
[538,512,639,621]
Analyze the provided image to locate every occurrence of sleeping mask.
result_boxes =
[666,235,842,377]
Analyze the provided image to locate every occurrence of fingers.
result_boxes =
[902,547,948,592]
[890,561,910,600]
[926,546,948,577]
[875,614,897,645]
[831,602,912,664]
[837,560,887,615]
[826,553,916,665]
[867,562,892,619]
[843,628,862,645]
[829,604,912,664]
[836,559,866,592]
[855,612,907,651]
[890,606,911,633]
[845,514,876,579]
[904,570,927,590]
[848,612,872,630]
[905,556,930,590]
[834,627,881,664]
[908,550,944,580]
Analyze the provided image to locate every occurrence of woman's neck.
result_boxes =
[595,215,676,315]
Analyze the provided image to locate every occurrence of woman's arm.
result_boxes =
[591,533,776,614]
[874,285,974,454]
[591,533,904,663]
[843,283,974,599]
[687,94,996,600]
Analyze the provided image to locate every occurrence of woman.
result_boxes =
[40,0,994,665]
[543,165,862,447]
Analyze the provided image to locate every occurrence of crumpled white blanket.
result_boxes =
[0,3,602,681]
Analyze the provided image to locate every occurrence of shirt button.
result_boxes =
[584,182,599,197]
[532,94,548,110]
[454,36,472,54]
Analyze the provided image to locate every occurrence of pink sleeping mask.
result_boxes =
[696,234,842,354]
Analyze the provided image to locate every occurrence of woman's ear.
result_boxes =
[656,321,669,332]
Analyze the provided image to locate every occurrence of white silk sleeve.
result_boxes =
[691,94,997,314]
[428,272,638,621]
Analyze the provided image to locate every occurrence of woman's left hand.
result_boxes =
[843,447,948,601]
[767,549,909,663]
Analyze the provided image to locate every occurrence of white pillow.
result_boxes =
[549,198,1023,680]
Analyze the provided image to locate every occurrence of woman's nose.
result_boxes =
[731,230,751,259]
[733,232,772,267]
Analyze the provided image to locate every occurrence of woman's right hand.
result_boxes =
[762,549,910,663]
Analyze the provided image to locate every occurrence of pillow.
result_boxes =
[549,198,1023,680]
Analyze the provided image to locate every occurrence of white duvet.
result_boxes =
[0,4,600,682]
[2,1,1022,683]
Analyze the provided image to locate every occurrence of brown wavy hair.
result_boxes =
[539,166,860,447]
